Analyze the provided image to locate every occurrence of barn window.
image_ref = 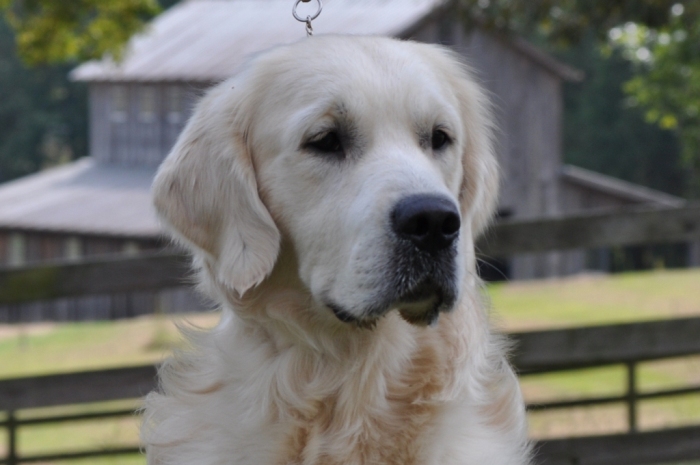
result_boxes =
[64,236,83,261]
[110,86,128,123]
[139,86,157,123]
[8,233,26,267]
[166,85,183,124]
[123,241,140,256]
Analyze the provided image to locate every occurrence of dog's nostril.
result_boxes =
[442,213,460,236]
[392,194,461,253]
[410,215,431,237]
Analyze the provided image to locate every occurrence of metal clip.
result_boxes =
[293,0,323,37]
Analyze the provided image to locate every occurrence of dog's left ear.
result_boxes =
[448,58,500,238]
[152,83,281,296]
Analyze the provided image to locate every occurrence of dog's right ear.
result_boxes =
[152,84,280,296]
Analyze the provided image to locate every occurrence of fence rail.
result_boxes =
[0,253,190,305]
[1,203,698,305]
[479,201,700,256]
[512,317,700,438]
[0,203,699,464]
[2,318,700,464]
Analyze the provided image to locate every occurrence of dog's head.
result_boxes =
[153,36,498,327]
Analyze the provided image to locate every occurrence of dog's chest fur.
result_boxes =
[278,330,450,465]
[145,297,528,465]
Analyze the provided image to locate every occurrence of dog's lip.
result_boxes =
[326,281,448,329]
[327,301,359,323]
[396,279,442,304]
[326,301,380,329]
[396,289,443,327]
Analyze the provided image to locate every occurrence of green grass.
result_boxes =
[0,268,698,459]
[0,313,219,379]
[488,268,700,331]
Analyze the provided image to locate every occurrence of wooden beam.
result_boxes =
[535,425,700,465]
[511,317,700,374]
[0,252,190,304]
[0,366,157,411]
[478,202,700,256]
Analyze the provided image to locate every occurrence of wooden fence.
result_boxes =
[0,202,699,464]
[2,318,700,465]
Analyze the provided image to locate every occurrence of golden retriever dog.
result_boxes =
[143,35,530,465]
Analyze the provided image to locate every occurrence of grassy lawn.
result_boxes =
[489,268,700,332]
[0,268,698,462]
[0,312,220,379]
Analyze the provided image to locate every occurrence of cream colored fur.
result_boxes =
[144,35,530,465]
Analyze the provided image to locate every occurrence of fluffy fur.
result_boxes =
[144,35,530,464]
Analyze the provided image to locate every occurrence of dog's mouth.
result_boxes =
[326,278,455,329]
[395,280,448,327]
[327,302,381,329]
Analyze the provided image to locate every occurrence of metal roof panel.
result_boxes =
[0,159,160,238]
[71,0,442,82]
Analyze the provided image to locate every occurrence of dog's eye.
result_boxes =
[306,131,343,154]
[431,129,451,151]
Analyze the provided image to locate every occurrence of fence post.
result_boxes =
[626,362,638,433]
[7,411,17,465]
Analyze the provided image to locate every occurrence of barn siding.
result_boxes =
[89,82,202,167]
[419,22,568,279]
[0,231,206,323]
[89,85,110,163]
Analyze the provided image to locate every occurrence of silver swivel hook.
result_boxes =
[293,0,323,37]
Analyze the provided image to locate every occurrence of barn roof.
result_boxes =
[71,0,442,82]
[0,159,160,238]
[561,165,685,208]
[71,0,581,83]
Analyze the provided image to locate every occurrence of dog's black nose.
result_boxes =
[391,194,460,253]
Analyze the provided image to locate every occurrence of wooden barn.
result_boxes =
[0,0,687,321]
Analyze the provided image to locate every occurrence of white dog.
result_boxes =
[143,35,530,465]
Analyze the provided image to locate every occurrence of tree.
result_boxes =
[607,5,700,194]
[0,0,160,65]
[460,0,684,45]
[0,18,87,181]
[560,34,688,197]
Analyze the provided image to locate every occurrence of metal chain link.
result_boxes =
[292,0,323,37]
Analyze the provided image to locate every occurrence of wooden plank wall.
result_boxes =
[89,82,207,167]
[0,231,207,323]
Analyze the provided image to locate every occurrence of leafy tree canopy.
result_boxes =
[0,18,87,181]
[607,5,700,182]
[460,0,686,45]
[0,0,160,65]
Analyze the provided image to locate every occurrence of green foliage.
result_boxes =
[1,0,160,65]
[607,5,700,192]
[459,0,682,46]
[0,18,87,181]
[560,35,689,196]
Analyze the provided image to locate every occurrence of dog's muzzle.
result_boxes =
[326,194,461,328]
[388,194,460,325]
